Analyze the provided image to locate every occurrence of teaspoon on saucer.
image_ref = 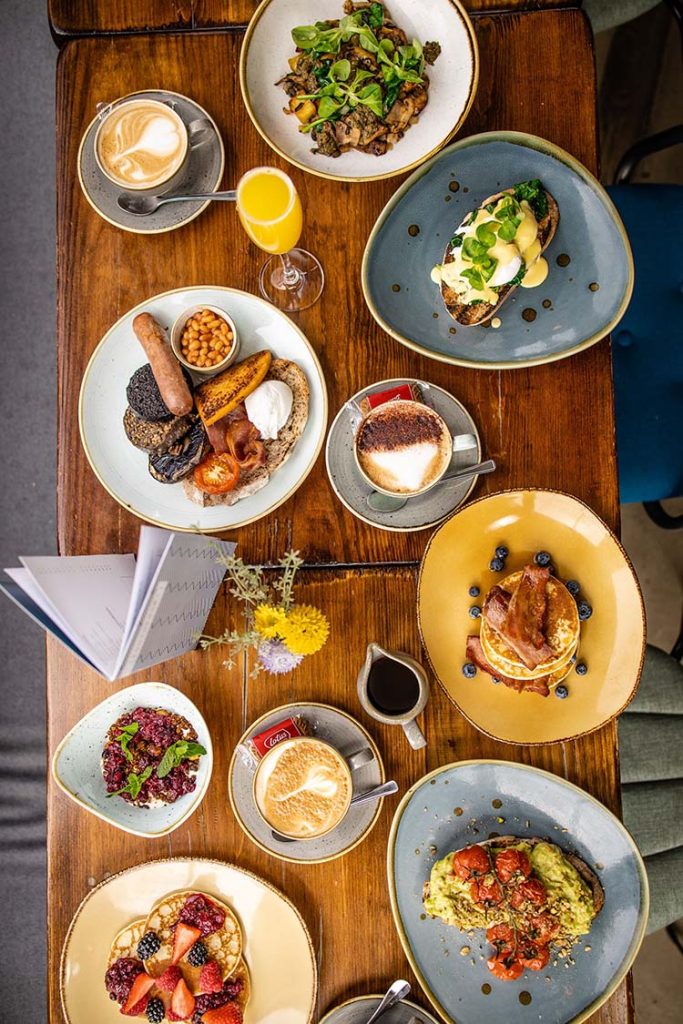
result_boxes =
[366,458,496,513]
[270,780,399,844]
[117,188,236,216]
[363,980,412,1024]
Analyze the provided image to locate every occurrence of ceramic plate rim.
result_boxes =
[77,89,225,236]
[386,758,650,1024]
[51,682,214,838]
[238,0,479,183]
[416,487,647,745]
[78,285,329,533]
[228,701,386,864]
[324,377,481,533]
[59,855,318,1024]
[361,130,635,368]
[319,993,442,1023]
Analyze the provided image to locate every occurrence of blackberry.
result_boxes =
[577,601,593,621]
[462,662,477,679]
[575,662,588,676]
[555,685,569,699]
[495,545,509,559]
[136,931,161,960]
[187,941,209,967]
[146,997,165,1023]
[489,557,504,572]
[565,580,580,597]
[534,551,551,567]
[469,585,480,598]
[469,605,481,618]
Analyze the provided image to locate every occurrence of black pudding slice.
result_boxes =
[127,363,193,422]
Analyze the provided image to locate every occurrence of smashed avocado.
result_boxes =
[423,841,596,938]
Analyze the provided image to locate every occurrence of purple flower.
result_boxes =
[257,639,303,675]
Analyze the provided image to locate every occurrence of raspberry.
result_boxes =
[157,965,182,993]
[199,961,223,994]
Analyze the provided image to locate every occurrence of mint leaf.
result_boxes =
[107,765,153,800]
[115,722,139,763]
[157,740,206,779]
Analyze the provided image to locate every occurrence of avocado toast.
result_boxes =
[423,836,603,981]
[431,180,559,326]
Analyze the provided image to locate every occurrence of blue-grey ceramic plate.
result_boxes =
[388,760,648,1024]
[362,132,634,369]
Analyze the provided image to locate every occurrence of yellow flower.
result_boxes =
[253,604,287,639]
[280,605,330,656]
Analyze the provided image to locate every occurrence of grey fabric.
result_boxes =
[584,0,661,34]
[619,645,683,932]
[0,0,56,1019]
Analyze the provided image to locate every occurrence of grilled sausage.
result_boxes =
[132,312,193,416]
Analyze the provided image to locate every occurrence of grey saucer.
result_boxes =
[228,702,388,864]
[78,90,225,234]
[320,995,441,1024]
[325,379,482,533]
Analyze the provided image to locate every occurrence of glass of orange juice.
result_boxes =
[236,166,324,312]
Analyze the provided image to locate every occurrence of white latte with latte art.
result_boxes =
[96,99,188,190]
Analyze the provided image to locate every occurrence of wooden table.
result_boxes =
[48,8,632,1024]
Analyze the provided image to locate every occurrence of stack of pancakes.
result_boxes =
[468,564,580,697]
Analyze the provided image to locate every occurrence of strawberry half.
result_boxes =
[121,973,155,1016]
[198,961,223,994]
[201,1004,242,1024]
[172,923,202,965]
[170,977,196,1021]
[156,964,182,993]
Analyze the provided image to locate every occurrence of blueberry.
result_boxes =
[570,653,577,664]
[495,545,509,559]
[491,676,502,685]
[469,585,480,597]
[489,557,504,572]
[534,551,551,567]
[469,605,481,618]
[565,580,580,597]
[577,602,593,621]
[575,662,588,676]
[555,685,569,699]
[462,662,477,678]
[547,564,557,577]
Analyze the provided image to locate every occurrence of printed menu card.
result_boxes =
[1,527,234,680]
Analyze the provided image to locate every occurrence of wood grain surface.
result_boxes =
[48,0,580,38]
[56,12,617,567]
[47,569,631,1023]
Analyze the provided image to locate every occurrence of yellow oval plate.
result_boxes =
[417,489,646,744]
[60,857,317,1024]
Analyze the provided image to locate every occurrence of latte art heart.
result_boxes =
[97,100,188,189]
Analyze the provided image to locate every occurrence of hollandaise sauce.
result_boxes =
[431,180,551,306]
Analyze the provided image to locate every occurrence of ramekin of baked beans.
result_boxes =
[171,304,240,375]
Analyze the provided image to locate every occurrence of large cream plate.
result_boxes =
[418,489,646,744]
[79,286,328,532]
[60,857,317,1024]
[240,0,478,182]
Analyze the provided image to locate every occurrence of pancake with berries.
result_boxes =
[423,836,603,981]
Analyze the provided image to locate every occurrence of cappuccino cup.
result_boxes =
[94,97,189,192]
[354,400,453,497]
[253,737,372,840]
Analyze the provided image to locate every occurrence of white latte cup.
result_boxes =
[94,97,189,193]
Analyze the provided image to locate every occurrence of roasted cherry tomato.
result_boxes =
[495,848,532,883]
[486,923,515,947]
[193,453,240,494]
[510,877,548,909]
[451,845,490,880]
[470,876,504,905]
[517,937,550,971]
[487,952,524,981]
[525,912,560,944]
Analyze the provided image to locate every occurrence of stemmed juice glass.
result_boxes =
[236,166,324,312]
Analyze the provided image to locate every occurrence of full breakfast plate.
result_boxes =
[60,857,317,1024]
[362,132,634,367]
[79,286,328,532]
[388,760,648,1024]
[240,0,478,182]
[418,489,645,744]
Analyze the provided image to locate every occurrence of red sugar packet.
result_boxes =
[247,716,309,760]
[359,382,422,416]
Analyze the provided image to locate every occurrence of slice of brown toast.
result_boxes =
[423,835,604,918]
[184,358,309,508]
[439,188,560,326]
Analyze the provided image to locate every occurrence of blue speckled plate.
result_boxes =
[388,760,648,1024]
[362,132,634,369]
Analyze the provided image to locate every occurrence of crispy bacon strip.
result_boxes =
[225,415,266,473]
[465,637,550,698]
[205,404,249,455]
[483,566,555,670]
